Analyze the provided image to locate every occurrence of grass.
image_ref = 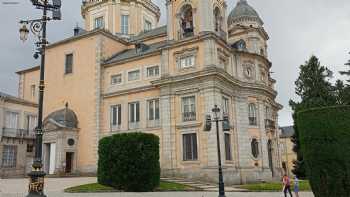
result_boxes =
[64,181,197,193]
[238,180,311,192]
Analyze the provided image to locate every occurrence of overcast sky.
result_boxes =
[0,0,349,126]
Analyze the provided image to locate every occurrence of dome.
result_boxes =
[44,104,78,128]
[228,0,263,26]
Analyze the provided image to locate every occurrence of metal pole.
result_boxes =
[27,1,47,196]
[213,105,225,197]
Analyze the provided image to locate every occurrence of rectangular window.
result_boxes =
[94,16,104,29]
[26,115,37,132]
[144,20,152,31]
[179,55,195,69]
[27,144,34,153]
[129,102,140,123]
[128,70,140,81]
[225,133,232,161]
[183,133,198,161]
[110,105,122,128]
[182,96,196,122]
[2,145,17,168]
[147,66,160,77]
[111,74,122,85]
[121,15,129,35]
[30,85,36,99]
[5,111,19,129]
[148,99,160,121]
[222,97,229,115]
[65,53,73,74]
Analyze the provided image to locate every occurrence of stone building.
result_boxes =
[0,92,37,178]
[16,0,283,184]
[279,126,296,177]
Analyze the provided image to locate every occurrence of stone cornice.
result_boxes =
[102,85,157,98]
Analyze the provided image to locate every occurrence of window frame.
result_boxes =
[121,14,129,35]
[30,84,36,99]
[128,69,141,82]
[4,110,19,129]
[65,53,74,75]
[224,133,233,161]
[251,138,260,159]
[144,19,152,31]
[146,65,160,78]
[94,16,104,29]
[181,96,196,122]
[110,104,122,130]
[111,74,122,85]
[182,133,198,161]
[128,102,140,129]
[248,103,258,126]
[2,145,17,168]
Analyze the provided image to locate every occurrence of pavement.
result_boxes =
[0,177,315,197]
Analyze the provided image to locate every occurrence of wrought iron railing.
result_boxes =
[183,112,196,122]
[1,128,35,139]
[265,119,276,130]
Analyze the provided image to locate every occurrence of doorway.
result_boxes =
[65,152,74,173]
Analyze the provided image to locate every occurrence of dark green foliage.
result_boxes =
[297,106,350,197]
[290,55,337,178]
[340,52,350,83]
[98,132,160,192]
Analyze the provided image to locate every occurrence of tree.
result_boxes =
[337,52,350,105]
[340,52,350,83]
[290,55,337,178]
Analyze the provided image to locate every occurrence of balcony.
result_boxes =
[265,119,276,130]
[1,128,35,139]
[183,112,196,122]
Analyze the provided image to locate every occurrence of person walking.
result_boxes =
[282,174,293,197]
[294,175,300,197]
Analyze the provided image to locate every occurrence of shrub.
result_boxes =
[97,132,160,192]
[297,105,350,197]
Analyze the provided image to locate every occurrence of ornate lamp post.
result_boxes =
[19,1,61,196]
[204,105,231,197]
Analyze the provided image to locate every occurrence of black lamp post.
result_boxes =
[19,1,61,196]
[204,105,231,197]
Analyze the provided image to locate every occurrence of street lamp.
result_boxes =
[19,1,61,197]
[204,105,231,197]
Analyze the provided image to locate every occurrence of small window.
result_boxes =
[148,99,160,121]
[147,66,160,77]
[128,70,140,81]
[26,115,37,132]
[222,97,229,115]
[94,16,104,29]
[111,74,122,85]
[111,105,122,128]
[65,53,73,74]
[121,15,129,35]
[248,103,257,126]
[27,144,34,153]
[144,20,152,31]
[5,111,19,129]
[30,85,36,99]
[182,96,196,122]
[2,145,17,168]
[251,139,260,158]
[225,133,232,161]
[183,133,198,161]
[129,102,140,123]
[179,56,195,69]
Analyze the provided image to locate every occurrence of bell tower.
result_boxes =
[166,0,227,40]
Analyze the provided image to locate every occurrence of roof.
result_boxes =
[0,91,37,107]
[228,0,263,26]
[16,65,40,74]
[103,41,169,65]
[130,26,167,42]
[44,104,78,129]
[280,126,295,138]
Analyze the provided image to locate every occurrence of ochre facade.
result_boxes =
[17,0,283,184]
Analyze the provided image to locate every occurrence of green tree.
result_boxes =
[340,52,350,83]
[290,55,337,178]
[337,52,350,105]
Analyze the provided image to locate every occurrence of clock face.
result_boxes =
[68,138,75,146]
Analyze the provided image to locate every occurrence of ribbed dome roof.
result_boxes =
[228,0,263,26]
[45,104,78,128]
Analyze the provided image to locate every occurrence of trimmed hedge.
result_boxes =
[97,132,160,192]
[297,106,350,197]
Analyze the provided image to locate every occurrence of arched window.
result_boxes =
[214,7,222,32]
[180,5,194,38]
[251,138,259,158]
[248,103,257,126]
